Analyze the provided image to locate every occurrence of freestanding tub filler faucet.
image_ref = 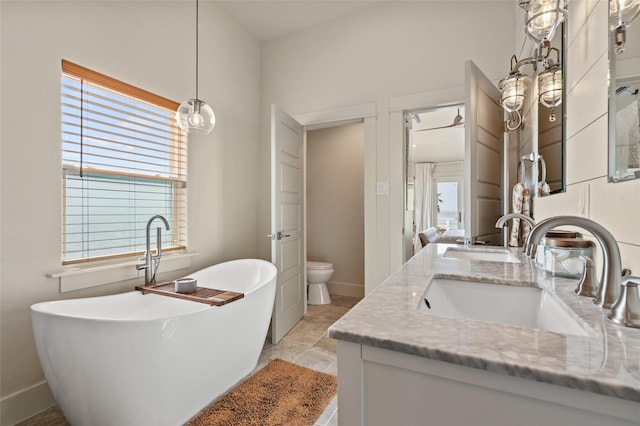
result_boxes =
[525,216,622,309]
[136,215,170,285]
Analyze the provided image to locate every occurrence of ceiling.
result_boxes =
[215,0,389,42]
[409,105,466,164]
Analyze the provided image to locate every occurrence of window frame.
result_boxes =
[61,60,187,265]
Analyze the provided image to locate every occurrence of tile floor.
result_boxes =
[17,295,360,426]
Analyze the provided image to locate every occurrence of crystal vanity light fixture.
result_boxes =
[499,40,563,130]
[499,53,536,131]
[519,0,568,44]
[176,0,216,135]
[499,74,531,113]
[610,0,640,54]
[538,45,563,109]
[538,62,562,108]
[498,1,567,131]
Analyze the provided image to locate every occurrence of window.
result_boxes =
[61,60,187,264]
[434,178,464,230]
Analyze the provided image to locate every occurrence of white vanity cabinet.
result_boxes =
[328,245,640,425]
[337,341,640,426]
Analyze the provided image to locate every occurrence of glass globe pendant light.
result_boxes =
[177,0,215,135]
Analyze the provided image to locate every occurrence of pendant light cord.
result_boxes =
[195,0,199,100]
[80,80,84,178]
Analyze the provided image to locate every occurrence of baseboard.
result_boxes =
[327,281,364,298]
[0,381,55,426]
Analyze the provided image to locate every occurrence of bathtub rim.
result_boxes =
[31,259,277,323]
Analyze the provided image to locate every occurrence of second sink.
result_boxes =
[443,247,521,263]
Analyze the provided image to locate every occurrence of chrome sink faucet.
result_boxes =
[525,216,622,309]
[136,215,171,285]
[495,213,536,229]
[495,214,535,248]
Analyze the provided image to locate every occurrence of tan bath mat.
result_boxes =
[187,358,337,425]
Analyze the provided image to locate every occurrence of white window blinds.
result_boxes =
[61,60,187,264]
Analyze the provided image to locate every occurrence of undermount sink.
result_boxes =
[419,278,589,336]
[443,247,521,263]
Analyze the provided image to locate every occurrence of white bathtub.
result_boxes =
[31,259,277,426]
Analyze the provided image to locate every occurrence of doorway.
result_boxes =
[306,122,365,302]
[270,103,376,343]
[404,105,466,261]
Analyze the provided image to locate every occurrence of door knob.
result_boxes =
[267,231,291,240]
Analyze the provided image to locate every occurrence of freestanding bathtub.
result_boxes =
[31,259,277,426]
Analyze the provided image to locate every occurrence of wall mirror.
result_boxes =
[536,24,566,195]
[609,0,640,183]
[404,105,467,258]
[508,22,566,201]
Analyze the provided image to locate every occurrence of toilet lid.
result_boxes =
[307,261,333,270]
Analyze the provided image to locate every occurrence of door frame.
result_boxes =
[402,104,466,261]
[292,102,377,295]
[390,87,465,264]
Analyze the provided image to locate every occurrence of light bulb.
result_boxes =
[188,111,204,127]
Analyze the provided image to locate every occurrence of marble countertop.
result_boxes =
[328,244,640,402]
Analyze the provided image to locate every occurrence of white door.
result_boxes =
[464,60,504,246]
[270,104,305,344]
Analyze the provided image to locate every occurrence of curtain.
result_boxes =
[414,163,436,253]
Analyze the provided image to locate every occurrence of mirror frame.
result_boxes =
[608,0,640,183]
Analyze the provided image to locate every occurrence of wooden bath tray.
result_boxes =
[135,282,244,306]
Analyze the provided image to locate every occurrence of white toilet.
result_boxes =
[306,260,334,305]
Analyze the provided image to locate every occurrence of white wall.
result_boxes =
[0,1,261,423]
[259,1,516,288]
[307,123,365,297]
[535,0,640,275]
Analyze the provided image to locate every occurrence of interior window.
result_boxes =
[435,178,463,231]
[61,60,187,264]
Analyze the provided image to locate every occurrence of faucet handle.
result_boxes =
[607,276,640,328]
[575,256,599,297]
[136,252,148,270]
[155,227,163,258]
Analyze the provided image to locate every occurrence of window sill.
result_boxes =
[49,252,198,293]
